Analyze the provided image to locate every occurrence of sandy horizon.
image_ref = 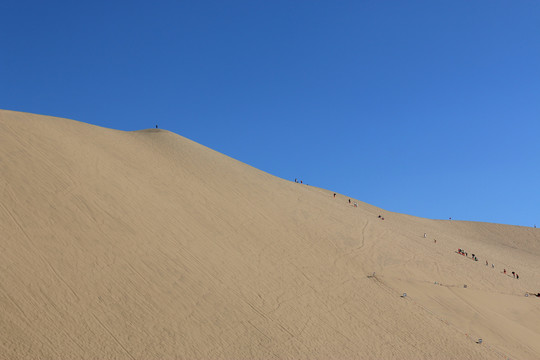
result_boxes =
[1,109,539,359]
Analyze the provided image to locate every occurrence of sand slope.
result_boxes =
[0,110,539,359]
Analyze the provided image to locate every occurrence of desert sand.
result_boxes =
[0,109,539,359]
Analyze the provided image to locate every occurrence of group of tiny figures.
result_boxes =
[502,268,519,279]
[456,249,520,279]
[457,248,477,260]
[332,193,358,207]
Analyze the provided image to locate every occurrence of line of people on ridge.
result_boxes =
[457,248,520,279]
[332,193,358,208]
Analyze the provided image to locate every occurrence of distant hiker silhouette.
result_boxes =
[348,199,351,204]
[334,193,336,198]
[156,124,158,128]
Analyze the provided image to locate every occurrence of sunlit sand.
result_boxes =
[1,110,539,359]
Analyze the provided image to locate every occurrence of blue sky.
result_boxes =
[1,1,539,227]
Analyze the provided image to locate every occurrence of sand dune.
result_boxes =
[1,109,539,359]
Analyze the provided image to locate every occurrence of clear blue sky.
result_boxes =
[2,1,539,227]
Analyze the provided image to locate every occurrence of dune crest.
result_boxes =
[1,110,539,359]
